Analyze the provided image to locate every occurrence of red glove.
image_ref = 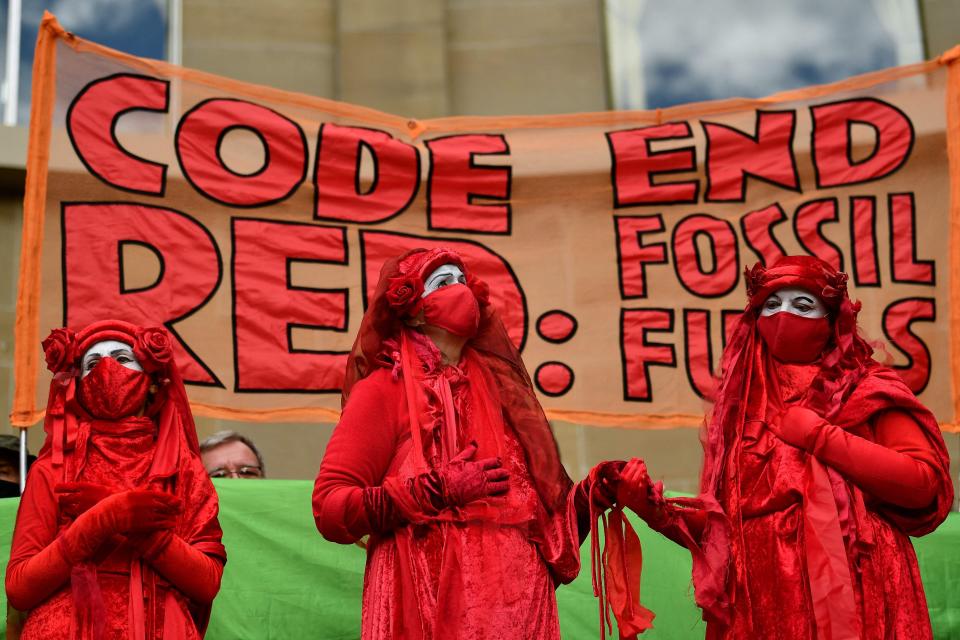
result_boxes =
[771,407,940,509]
[574,461,624,543]
[132,533,224,604]
[617,458,668,528]
[361,487,404,534]
[6,489,178,611]
[411,442,510,512]
[575,461,623,515]
[770,405,826,452]
[55,482,113,520]
[58,490,180,564]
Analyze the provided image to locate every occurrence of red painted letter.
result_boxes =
[704,111,798,201]
[621,309,676,402]
[888,193,934,284]
[62,203,221,385]
[176,99,306,207]
[426,134,511,234]
[812,98,913,188]
[314,124,420,223]
[793,198,843,271]
[233,219,349,392]
[67,74,168,195]
[608,122,699,206]
[672,214,739,298]
[850,196,879,286]
[740,203,787,267]
[882,297,934,394]
[615,215,668,298]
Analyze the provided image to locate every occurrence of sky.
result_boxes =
[612,0,921,109]
[1,0,166,123]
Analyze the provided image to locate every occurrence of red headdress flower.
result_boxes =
[385,275,424,316]
[133,326,174,373]
[41,328,76,374]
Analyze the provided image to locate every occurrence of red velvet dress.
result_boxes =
[314,348,580,639]
[7,417,225,639]
[717,365,944,639]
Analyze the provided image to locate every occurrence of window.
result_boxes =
[2,0,173,125]
[605,0,925,110]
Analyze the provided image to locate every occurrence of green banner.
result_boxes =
[2,480,958,638]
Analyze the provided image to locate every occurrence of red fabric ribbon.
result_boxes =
[802,458,859,640]
[589,467,654,639]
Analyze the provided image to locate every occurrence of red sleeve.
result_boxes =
[811,409,940,509]
[313,369,404,544]
[5,462,72,611]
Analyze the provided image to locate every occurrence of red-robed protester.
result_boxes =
[617,256,953,640]
[313,248,620,640]
[5,321,226,639]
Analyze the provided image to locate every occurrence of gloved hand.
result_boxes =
[133,533,224,604]
[771,408,941,509]
[55,482,113,519]
[575,461,624,515]
[59,490,180,564]
[617,458,668,528]
[411,442,510,512]
[768,405,826,452]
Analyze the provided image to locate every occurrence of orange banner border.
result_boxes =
[11,13,960,432]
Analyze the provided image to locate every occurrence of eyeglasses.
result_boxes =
[208,465,263,479]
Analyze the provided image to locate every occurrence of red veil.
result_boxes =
[344,248,572,512]
[689,256,953,634]
[9,320,224,639]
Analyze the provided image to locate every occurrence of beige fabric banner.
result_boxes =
[12,14,960,430]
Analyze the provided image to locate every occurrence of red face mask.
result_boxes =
[422,284,480,338]
[78,356,150,420]
[757,312,832,364]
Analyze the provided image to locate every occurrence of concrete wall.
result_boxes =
[182,0,609,117]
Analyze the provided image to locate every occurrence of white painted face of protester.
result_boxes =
[421,264,467,297]
[759,287,828,319]
[81,340,143,379]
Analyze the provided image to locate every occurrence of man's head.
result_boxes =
[200,430,265,479]
[0,435,34,497]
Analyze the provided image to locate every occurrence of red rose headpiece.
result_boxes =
[57,320,175,376]
[744,256,849,310]
[385,247,488,317]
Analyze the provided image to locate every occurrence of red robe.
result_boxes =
[313,352,581,639]
[662,365,952,639]
[7,416,225,639]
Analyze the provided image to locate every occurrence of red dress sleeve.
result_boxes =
[5,461,72,611]
[313,369,404,544]
[807,409,940,509]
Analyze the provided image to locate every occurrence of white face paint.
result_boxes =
[81,340,143,379]
[421,263,466,297]
[760,287,828,318]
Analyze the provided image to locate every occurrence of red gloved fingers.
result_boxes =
[58,490,181,564]
[55,482,113,519]
[478,456,503,471]
[484,476,510,497]
[361,486,405,535]
[141,533,224,605]
[483,467,510,483]
[772,405,828,451]
[617,458,667,525]
[118,490,181,533]
[810,411,940,509]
